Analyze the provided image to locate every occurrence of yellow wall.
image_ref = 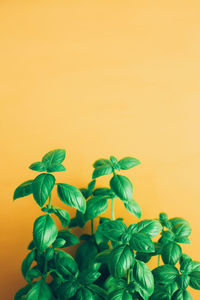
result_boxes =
[1,1,200,298]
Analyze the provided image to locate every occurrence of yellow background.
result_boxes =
[1,1,200,298]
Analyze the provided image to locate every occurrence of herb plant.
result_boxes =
[14,149,200,300]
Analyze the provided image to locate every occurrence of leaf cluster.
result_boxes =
[13,150,200,300]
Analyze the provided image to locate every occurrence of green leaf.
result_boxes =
[96,249,112,263]
[33,214,58,251]
[92,164,113,179]
[87,180,96,196]
[21,250,35,279]
[14,284,31,300]
[175,237,191,244]
[57,183,86,213]
[13,180,33,200]
[189,270,200,290]
[180,254,193,274]
[192,261,200,272]
[109,289,132,300]
[84,196,108,221]
[32,173,55,207]
[47,164,66,172]
[42,149,66,166]
[88,284,107,299]
[172,289,193,300]
[130,233,155,253]
[53,208,70,228]
[133,260,154,298]
[29,162,46,172]
[177,274,190,289]
[161,242,182,265]
[123,198,141,218]
[26,279,52,300]
[110,175,133,201]
[93,159,111,168]
[93,187,116,198]
[169,217,190,227]
[57,279,79,300]
[118,157,141,170]
[109,245,134,278]
[45,247,54,261]
[75,241,98,271]
[172,223,192,238]
[136,220,162,237]
[135,251,152,263]
[57,230,79,247]
[55,250,79,277]
[78,269,101,285]
[98,220,127,241]
[76,288,95,300]
[26,267,42,282]
[27,240,35,250]
[110,156,121,171]
[52,238,66,248]
[152,265,179,285]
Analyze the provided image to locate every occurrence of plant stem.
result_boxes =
[91,219,94,235]
[48,193,52,210]
[158,254,161,266]
[127,269,132,284]
[111,198,115,220]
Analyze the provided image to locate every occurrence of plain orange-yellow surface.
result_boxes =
[1,1,200,298]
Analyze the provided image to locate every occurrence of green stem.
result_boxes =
[111,198,115,220]
[48,193,52,210]
[91,219,94,235]
[158,254,161,266]
[127,269,132,284]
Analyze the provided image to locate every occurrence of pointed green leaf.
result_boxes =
[33,214,58,251]
[29,162,46,172]
[98,220,127,241]
[58,230,79,247]
[46,164,66,172]
[52,238,66,248]
[42,149,66,166]
[53,208,70,228]
[57,183,86,213]
[110,175,133,201]
[13,180,33,200]
[133,260,154,297]
[118,157,141,170]
[130,233,155,253]
[21,250,35,279]
[78,269,101,285]
[123,198,141,218]
[136,220,162,238]
[172,289,193,300]
[92,164,113,179]
[180,254,193,274]
[172,223,192,238]
[14,284,31,300]
[55,250,79,277]
[189,270,200,290]
[76,241,98,271]
[32,173,55,207]
[76,288,95,300]
[57,280,79,300]
[152,265,179,285]
[109,289,132,300]
[26,279,52,300]
[161,242,182,265]
[109,245,134,278]
[93,158,111,168]
[84,196,108,221]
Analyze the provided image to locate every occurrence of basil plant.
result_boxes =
[13,149,200,300]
